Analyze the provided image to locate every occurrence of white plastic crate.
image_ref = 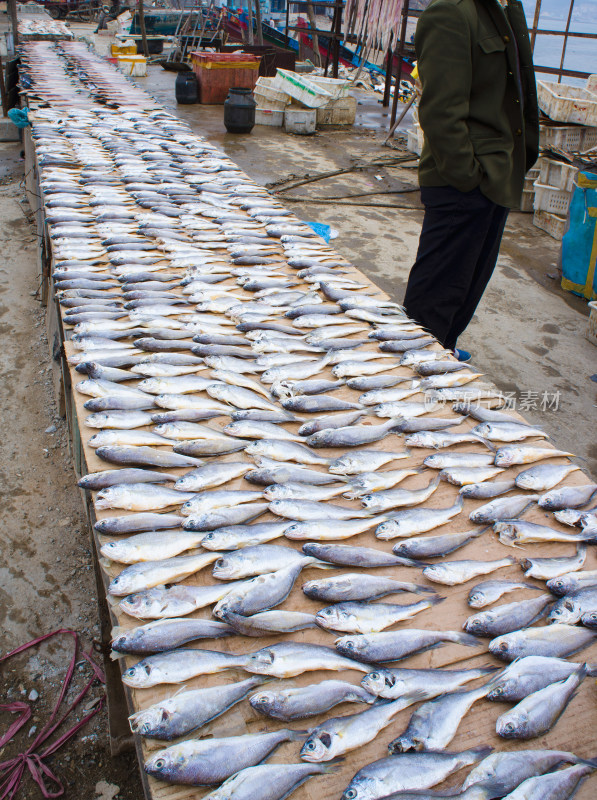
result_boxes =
[538,158,578,193]
[524,167,540,190]
[537,81,597,126]
[587,300,597,346]
[273,69,333,108]
[533,208,567,240]
[533,181,573,215]
[255,107,284,126]
[284,106,317,134]
[254,84,289,111]
[316,95,357,126]
[539,124,597,153]
[406,124,424,155]
[309,76,350,99]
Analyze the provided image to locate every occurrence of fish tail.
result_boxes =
[317,758,344,773]
[585,664,597,677]
[415,584,438,594]
[286,729,310,741]
[449,632,483,647]
[428,595,446,607]
[465,745,494,762]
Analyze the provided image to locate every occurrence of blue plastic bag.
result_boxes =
[8,107,29,128]
[561,170,597,300]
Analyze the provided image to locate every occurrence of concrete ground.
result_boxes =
[0,13,595,799]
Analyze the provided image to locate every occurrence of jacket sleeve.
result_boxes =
[415,2,482,192]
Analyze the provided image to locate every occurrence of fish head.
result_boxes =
[129,705,173,736]
[467,591,487,609]
[548,599,581,625]
[388,735,417,754]
[582,611,597,628]
[361,669,398,696]
[464,616,490,636]
[494,448,516,468]
[123,660,157,688]
[496,710,528,739]
[315,606,345,629]
[109,572,138,596]
[212,555,237,580]
[546,577,573,596]
[249,691,278,715]
[284,523,306,540]
[489,635,513,659]
[335,636,363,659]
[246,647,276,673]
[300,730,335,762]
[144,746,186,780]
[342,781,375,800]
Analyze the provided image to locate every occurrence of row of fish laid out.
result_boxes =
[21,44,597,800]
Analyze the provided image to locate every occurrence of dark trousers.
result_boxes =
[403,186,509,351]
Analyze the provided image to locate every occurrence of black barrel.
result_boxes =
[175,71,198,105]
[224,88,256,134]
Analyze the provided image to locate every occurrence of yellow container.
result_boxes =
[112,43,137,56]
[117,55,147,77]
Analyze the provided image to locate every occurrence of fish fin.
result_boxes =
[99,557,113,570]
[451,632,484,647]
[110,650,127,661]
[106,595,120,608]
[286,729,310,741]
[585,664,597,677]
[477,437,497,452]
[415,584,438,594]
[522,582,542,591]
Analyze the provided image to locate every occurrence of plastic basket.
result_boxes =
[255,108,284,126]
[587,300,597,346]
[539,124,597,153]
[524,167,540,190]
[191,52,261,104]
[309,76,350,99]
[538,158,578,193]
[284,106,317,134]
[533,209,567,240]
[519,190,535,213]
[537,81,597,126]
[273,69,332,108]
[533,181,573,215]
[316,95,357,126]
[254,84,289,110]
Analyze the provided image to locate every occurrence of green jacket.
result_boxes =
[415,0,539,208]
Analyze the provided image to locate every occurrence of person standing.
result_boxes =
[403,0,539,361]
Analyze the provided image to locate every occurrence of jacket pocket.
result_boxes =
[470,136,509,155]
[479,36,507,54]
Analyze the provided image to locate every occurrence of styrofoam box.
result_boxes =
[273,69,333,108]
[538,80,597,126]
[539,123,597,153]
[533,181,573,215]
[533,208,567,240]
[406,124,424,156]
[255,107,284,127]
[316,95,357,126]
[309,76,350,99]
[538,158,578,193]
[284,106,317,134]
[254,85,289,111]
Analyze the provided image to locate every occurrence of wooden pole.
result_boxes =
[247,0,254,45]
[254,0,264,46]
[557,0,575,84]
[8,0,19,48]
[305,1,321,67]
[530,0,543,53]
[138,0,149,58]
[384,93,416,145]
[382,33,394,108]
[390,0,409,127]
[332,0,341,79]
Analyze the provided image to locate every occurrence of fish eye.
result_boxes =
[343,640,355,649]
[503,723,514,734]
[304,740,317,750]
[344,790,357,799]
[370,672,380,680]
[215,559,224,568]
[499,642,508,652]
[491,686,503,696]
[154,759,165,769]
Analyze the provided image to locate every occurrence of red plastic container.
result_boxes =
[191,52,261,104]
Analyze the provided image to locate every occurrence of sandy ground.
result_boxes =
[0,15,595,800]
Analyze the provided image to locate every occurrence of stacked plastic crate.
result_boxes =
[532,76,597,239]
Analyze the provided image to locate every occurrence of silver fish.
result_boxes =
[361,665,498,700]
[201,521,291,550]
[464,594,552,637]
[423,557,516,586]
[144,729,304,785]
[174,462,252,492]
[306,419,404,449]
[100,530,205,563]
[78,468,175,490]
[302,543,424,569]
[213,562,304,617]
[95,445,203,469]
[89,430,173,448]
[263,482,347,502]
[108,551,220,596]
[212,544,328,579]
[123,648,248,688]
[300,692,424,762]
[245,440,330,465]
[128,677,265,740]
[336,629,481,664]
[469,494,539,523]
[84,410,154,429]
[199,762,338,800]
[376,497,464,540]
[285,515,388,541]
[521,545,587,580]
[388,681,497,752]
[538,483,597,511]
[393,528,487,559]
[494,446,575,467]
[473,422,547,442]
[244,642,370,677]
[495,520,597,546]
[515,463,581,492]
[182,502,269,531]
[486,656,597,702]
[467,580,541,608]
[547,570,597,596]
[342,747,493,800]
[119,582,246,620]
[315,597,444,634]
[440,466,505,486]
[299,411,365,437]
[250,680,375,721]
[496,665,586,739]
[490,764,595,800]
[269,498,370,521]
[180,489,263,516]
[329,449,411,475]
[360,477,440,513]
[219,609,317,637]
[303,574,432,602]
[424,452,495,469]
[460,480,517,500]
[95,483,195,512]
[462,750,593,795]
[548,586,597,624]
[95,512,184,535]
[111,617,233,654]
[489,623,597,661]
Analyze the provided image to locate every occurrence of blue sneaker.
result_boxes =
[453,348,472,363]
